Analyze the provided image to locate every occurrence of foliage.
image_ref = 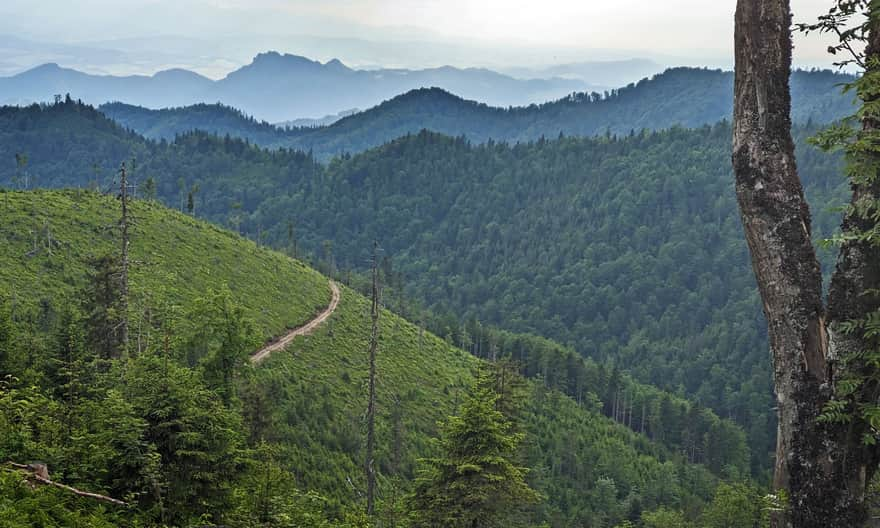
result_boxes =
[701,482,768,528]
[100,101,300,148]
[279,125,844,475]
[82,253,125,361]
[409,375,540,527]
[0,471,119,528]
[797,0,873,70]
[185,285,260,404]
[0,190,329,342]
[800,1,880,447]
[641,507,693,528]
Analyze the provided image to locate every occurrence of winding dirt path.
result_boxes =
[250,280,341,364]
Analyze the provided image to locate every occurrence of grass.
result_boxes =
[0,189,329,341]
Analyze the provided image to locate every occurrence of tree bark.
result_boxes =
[733,1,836,525]
[734,1,880,526]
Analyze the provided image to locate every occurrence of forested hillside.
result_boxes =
[0,99,848,477]
[282,126,846,475]
[0,190,748,527]
[0,98,323,219]
[100,68,855,159]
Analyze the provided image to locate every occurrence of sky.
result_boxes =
[0,0,849,78]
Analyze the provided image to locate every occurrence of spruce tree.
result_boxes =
[409,379,540,527]
[82,254,125,362]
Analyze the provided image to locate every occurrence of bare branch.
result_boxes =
[4,462,128,507]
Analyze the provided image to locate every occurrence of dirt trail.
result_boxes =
[250,280,341,364]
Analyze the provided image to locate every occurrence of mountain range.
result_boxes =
[100,67,856,160]
[0,51,602,121]
[502,58,663,85]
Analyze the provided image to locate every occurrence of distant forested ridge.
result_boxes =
[99,102,299,147]
[0,98,848,476]
[100,67,856,159]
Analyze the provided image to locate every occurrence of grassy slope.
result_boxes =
[251,284,476,497]
[0,190,328,342]
[1,190,717,525]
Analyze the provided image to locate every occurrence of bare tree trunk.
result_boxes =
[627,393,634,429]
[119,162,130,358]
[640,402,646,435]
[733,1,875,525]
[612,389,619,423]
[366,240,379,517]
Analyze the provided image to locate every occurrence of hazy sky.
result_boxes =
[0,0,849,77]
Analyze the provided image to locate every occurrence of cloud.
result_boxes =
[0,0,848,73]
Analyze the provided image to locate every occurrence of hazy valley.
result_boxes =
[1,3,876,527]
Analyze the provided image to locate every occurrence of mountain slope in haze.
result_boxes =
[101,67,856,159]
[503,58,663,85]
[0,62,213,108]
[275,108,360,128]
[0,51,589,121]
[0,190,728,527]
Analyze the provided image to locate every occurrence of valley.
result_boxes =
[1,190,729,527]
[0,4,872,523]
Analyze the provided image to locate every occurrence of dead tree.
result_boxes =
[118,162,132,357]
[366,240,379,517]
[5,462,127,506]
[287,220,297,259]
[733,1,880,525]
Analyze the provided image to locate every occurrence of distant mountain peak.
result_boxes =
[13,62,78,80]
[324,58,350,72]
[26,62,64,74]
[253,50,282,61]
[153,68,211,81]
[249,51,320,68]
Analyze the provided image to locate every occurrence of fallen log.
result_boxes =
[4,462,128,506]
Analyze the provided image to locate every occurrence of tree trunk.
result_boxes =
[734,0,831,523]
[366,240,379,517]
[733,1,878,526]
[822,14,880,526]
[119,162,131,359]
